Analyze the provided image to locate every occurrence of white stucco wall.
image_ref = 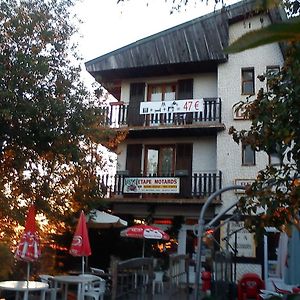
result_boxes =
[194,73,217,98]
[116,143,127,171]
[120,73,217,103]
[193,138,217,172]
[118,137,217,174]
[118,73,217,174]
[217,14,284,209]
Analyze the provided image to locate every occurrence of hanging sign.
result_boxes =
[140,99,204,115]
[123,177,180,193]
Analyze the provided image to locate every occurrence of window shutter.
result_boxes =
[177,79,193,99]
[128,82,145,126]
[126,144,142,176]
[176,143,193,197]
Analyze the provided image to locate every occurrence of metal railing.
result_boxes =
[99,98,222,128]
[103,171,222,199]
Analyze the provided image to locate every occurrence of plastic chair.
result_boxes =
[78,274,106,300]
[90,267,105,275]
[39,274,62,300]
[152,271,164,294]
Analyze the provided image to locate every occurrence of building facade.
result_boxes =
[85,0,285,280]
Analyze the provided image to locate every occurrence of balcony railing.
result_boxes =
[100,98,222,128]
[102,171,222,200]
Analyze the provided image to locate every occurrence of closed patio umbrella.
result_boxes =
[69,211,91,274]
[15,204,41,283]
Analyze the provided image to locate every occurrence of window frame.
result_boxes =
[241,68,255,95]
[144,144,176,176]
[242,144,256,166]
[147,82,177,102]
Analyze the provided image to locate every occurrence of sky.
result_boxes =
[73,0,238,86]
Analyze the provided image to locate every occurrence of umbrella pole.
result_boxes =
[82,256,85,274]
[26,262,30,284]
[25,262,30,300]
[142,239,145,258]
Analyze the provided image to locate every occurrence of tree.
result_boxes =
[0,0,125,247]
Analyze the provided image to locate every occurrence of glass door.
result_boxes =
[145,145,175,176]
[148,83,176,125]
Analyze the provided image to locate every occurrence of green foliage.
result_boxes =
[287,294,300,300]
[225,19,300,53]
[0,0,124,248]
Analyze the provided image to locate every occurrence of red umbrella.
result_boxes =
[69,211,91,274]
[120,224,170,257]
[15,204,41,282]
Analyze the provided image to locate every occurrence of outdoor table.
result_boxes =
[0,280,48,300]
[51,275,94,300]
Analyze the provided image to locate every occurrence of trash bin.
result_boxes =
[237,273,264,300]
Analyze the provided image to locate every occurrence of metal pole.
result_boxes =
[194,185,246,300]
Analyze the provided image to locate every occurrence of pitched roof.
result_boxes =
[85,0,285,88]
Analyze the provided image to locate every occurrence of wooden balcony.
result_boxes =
[100,98,222,129]
[101,171,222,204]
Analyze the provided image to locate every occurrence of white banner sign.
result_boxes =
[123,177,180,194]
[139,99,204,115]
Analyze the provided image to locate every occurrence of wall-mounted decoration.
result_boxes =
[232,102,249,120]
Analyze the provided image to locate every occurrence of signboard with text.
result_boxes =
[123,177,180,194]
[140,99,204,115]
[234,179,255,193]
[220,221,256,258]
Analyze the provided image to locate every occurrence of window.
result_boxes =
[268,153,281,166]
[147,83,177,125]
[266,66,280,91]
[148,83,176,102]
[241,68,255,95]
[145,145,175,176]
[242,144,255,165]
